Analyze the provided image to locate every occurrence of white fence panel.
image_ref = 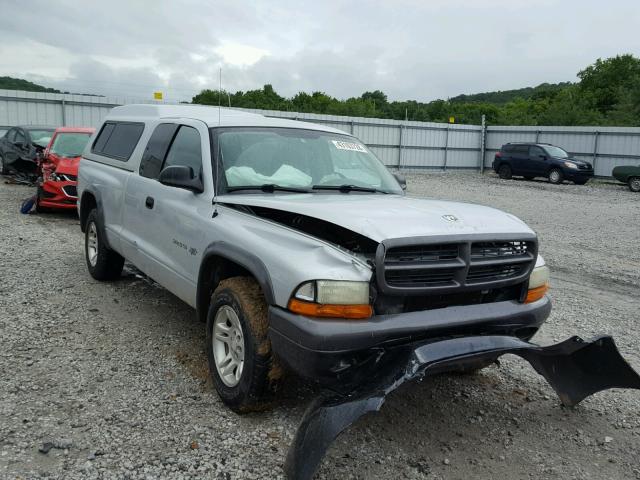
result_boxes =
[2,89,640,176]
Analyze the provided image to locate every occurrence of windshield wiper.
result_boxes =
[226,184,311,193]
[312,184,389,194]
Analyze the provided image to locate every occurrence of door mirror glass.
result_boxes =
[393,172,407,191]
[159,165,203,193]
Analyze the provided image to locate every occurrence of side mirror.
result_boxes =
[393,172,407,191]
[159,165,204,193]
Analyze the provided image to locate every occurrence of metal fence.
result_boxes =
[2,89,639,177]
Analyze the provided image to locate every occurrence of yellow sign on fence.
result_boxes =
[449,116,455,124]
[153,91,163,100]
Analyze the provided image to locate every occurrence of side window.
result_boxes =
[92,121,144,161]
[139,123,179,179]
[14,129,26,145]
[529,146,545,157]
[514,145,529,155]
[163,126,202,175]
[502,145,514,153]
[5,128,16,143]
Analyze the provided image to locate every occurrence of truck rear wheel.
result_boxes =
[629,177,640,192]
[207,276,280,412]
[84,209,125,280]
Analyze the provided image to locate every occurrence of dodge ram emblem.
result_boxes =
[442,214,458,222]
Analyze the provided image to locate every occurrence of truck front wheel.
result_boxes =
[207,276,280,412]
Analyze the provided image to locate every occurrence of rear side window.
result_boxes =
[92,121,144,161]
[163,126,202,174]
[139,123,179,179]
[502,145,514,153]
[513,145,529,154]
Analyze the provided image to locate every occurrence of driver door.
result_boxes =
[527,145,548,176]
[122,120,213,307]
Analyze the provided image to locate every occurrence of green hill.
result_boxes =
[0,76,61,93]
[449,82,574,104]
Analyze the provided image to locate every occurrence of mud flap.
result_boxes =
[284,335,640,480]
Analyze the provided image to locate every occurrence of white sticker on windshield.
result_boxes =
[332,140,367,152]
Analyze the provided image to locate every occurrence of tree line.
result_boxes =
[192,54,640,126]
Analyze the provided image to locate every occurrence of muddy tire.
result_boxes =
[629,177,640,192]
[498,164,512,180]
[548,168,564,184]
[84,209,124,280]
[206,276,280,413]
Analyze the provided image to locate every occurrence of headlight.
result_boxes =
[289,280,372,319]
[525,259,550,303]
[564,162,578,169]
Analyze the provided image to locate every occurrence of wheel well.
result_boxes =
[80,192,97,233]
[196,255,256,323]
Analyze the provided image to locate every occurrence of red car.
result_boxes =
[36,127,95,212]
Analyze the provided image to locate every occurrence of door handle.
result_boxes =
[145,196,155,209]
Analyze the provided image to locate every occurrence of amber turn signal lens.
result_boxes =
[525,283,549,304]
[288,298,373,319]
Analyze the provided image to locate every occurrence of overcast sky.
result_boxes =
[1,0,639,103]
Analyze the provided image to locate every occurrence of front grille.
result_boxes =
[386,268,457,287]
[377,237,536,294]
[471,240,530,259]
[385,244,458,264]
[467,263,525,282]
[62,185,78,197]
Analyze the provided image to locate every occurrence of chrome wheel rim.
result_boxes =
[87,222,98,267]
[212,305,245,387]
[631,179,640,192]
[550,171,560,183]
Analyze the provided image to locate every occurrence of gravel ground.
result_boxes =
[1,172,639,480]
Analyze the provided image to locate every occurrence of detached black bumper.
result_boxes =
[283,334,640,480]
[269,296,551,384]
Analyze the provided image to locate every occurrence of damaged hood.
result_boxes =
[217,193,534,242]
[49,154,80,174]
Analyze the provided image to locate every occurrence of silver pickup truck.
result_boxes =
[78,105,639,480]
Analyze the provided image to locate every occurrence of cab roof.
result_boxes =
[105,104,347,135]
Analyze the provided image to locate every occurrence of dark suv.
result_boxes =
[493,143,594,185]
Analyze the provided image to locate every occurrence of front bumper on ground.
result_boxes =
[269,296,551,385]
[38,180,78,209]
[564,169,594,181]
[282,333,640,480]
